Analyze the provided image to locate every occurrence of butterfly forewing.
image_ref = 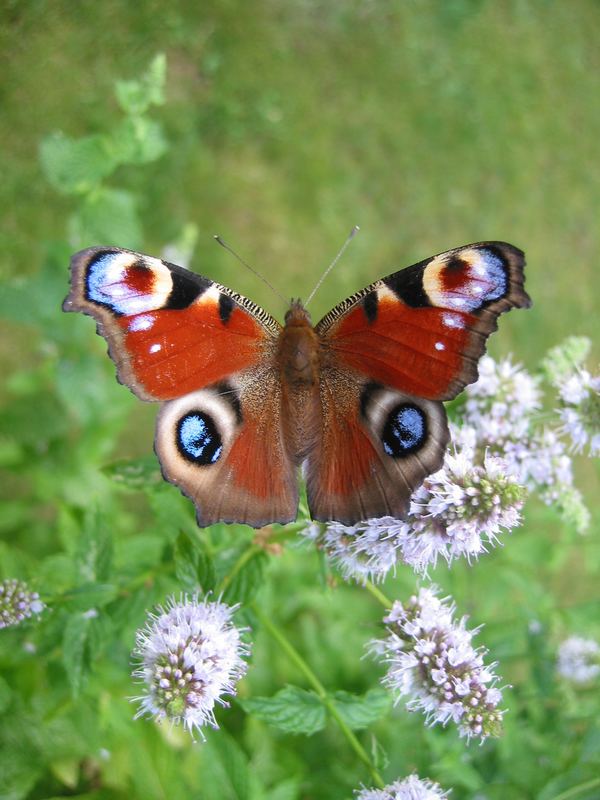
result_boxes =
[317,242,530,401]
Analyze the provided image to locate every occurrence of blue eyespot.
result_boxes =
[382,404,427,457]
[177,412,223,465]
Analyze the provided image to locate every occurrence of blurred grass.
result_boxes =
[2,0,599,356]
[1,2,600,799]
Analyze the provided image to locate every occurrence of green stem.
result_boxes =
[217,544,262,595]
[364,582,393,608]
[251,603,386,789]
[549,777,600,800]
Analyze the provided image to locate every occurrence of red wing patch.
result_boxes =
[63,247,280,401]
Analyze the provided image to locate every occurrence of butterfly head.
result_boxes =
[284,299,312,328]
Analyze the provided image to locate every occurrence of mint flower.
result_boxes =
[541,336,592,384]
[399,436,525,573]
[370,587,506,741]
[464,355,541,445]
[557,369,600,456]
[557,636,600,684]
[302,518,406,583]
[357,774,449,799]
[132,596,249,738]
[0,579,45,629]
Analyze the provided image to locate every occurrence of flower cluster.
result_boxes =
[370,586,505,741]
[305,436,526,580]
[132,595,249,738]
[303,518,407,584]
[357,774,449,799]
[557,369,600,456]
[0,579,44,629]
[557,636,600,685]
[398,440,525,573]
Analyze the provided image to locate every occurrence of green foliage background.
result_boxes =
[1,2,599,799]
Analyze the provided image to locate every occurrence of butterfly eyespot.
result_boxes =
[176,411,223,465]
[381,403,427,457]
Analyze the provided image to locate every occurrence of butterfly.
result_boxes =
[63,240,530,528]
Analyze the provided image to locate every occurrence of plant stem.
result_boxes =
[364,582,393,608]
[250,602,386,789]
[548,777,600,800]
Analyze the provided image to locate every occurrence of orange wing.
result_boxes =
[63,247,280,401]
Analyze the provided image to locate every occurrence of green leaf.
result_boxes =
[60,583,118,612]
[103,456,163,490]
[240,686,326,735]
[75,509,113,583]
[222,548,268,606]
[69,187,143,250]
[331,688,392,730]
[174,531,216,593]
[199,730,257,800]
[115,53,167,115]
[39,132,117,194]
[62,612,93,697]
[109,117,168,165]
[0,675,12,714]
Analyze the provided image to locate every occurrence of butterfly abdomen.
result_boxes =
[278,302,322,463]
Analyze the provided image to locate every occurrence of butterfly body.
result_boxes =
[64,241,531,528]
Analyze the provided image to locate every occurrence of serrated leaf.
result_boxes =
[103,456,163,490]
[201,729,256,800]
[39,132,117,194]
[331,688,392,730]
[115,53,166,115]
[240,686,326,735]
[62,613,93,697]
[69,187,143,250]
[109,117,168,165]
[222,548,268,605]
[174,532,216,593]
[75,509,113,583]
[60,583,118,612]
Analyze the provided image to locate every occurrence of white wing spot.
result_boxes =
[435,341,445,351]
[149,343,162,354]
[472,285,483,295]
[129,314,154,332]
[443,313,464,329]
[451,297,466,307]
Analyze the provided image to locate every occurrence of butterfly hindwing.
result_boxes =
[155,375,298,527]
[306,373,449,523]
[63,247,280,401]
[317,242,530,401]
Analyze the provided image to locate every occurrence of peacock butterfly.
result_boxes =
[63,241,531,527]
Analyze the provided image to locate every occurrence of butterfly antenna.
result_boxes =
[214,235,287,305]
[304,225,360,308]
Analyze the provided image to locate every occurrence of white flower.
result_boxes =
[370,587,505,741]
[0,579,45,629]
[132,595,249,738]
[557,636,600,684]
[557,370,600,456]
[357,774,449,799]
[303,518,407,583]
[464,356,541,445]
[398,436,526,573]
